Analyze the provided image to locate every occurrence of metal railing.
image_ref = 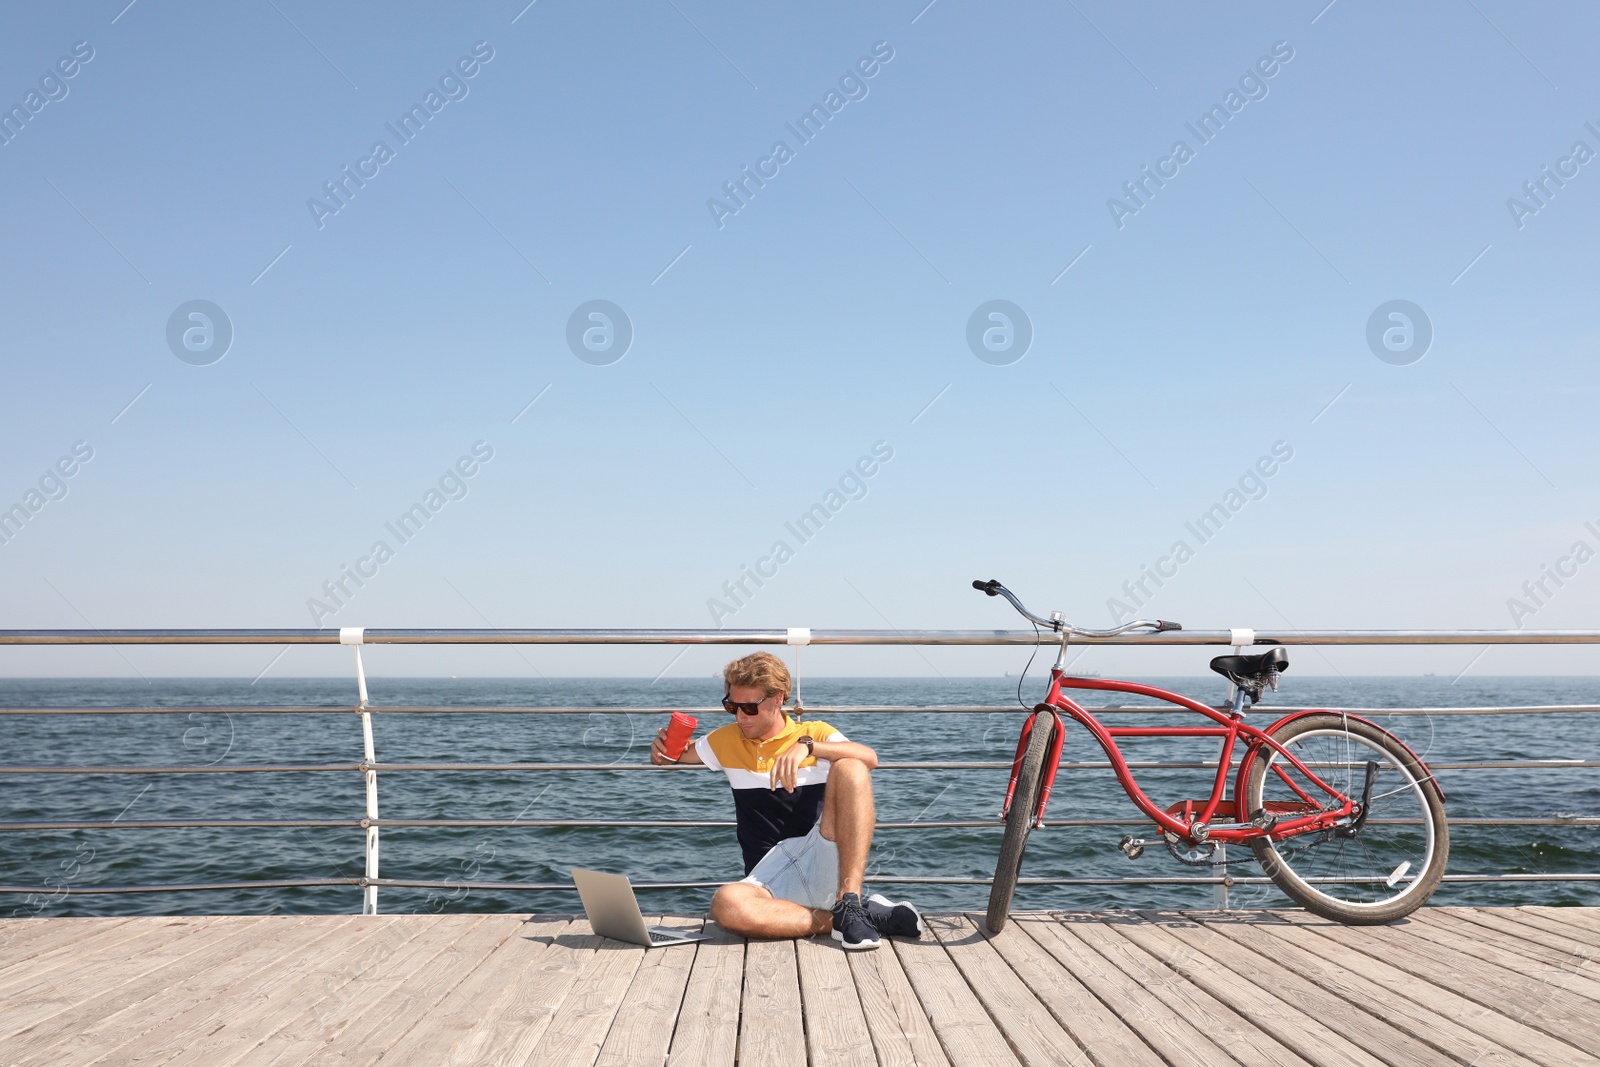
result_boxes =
[6,626,1600,645]
[2,625,1597,912]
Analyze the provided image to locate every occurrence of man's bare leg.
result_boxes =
[711,758,877,939]
[819,757,875,898]
[710,882,829,938]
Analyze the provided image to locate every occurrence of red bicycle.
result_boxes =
[973,580,1449,932]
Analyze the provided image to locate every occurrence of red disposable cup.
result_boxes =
[663,712,697,761]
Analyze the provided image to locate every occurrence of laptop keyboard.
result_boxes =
[649,931,683,943]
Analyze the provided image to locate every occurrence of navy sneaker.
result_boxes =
[866,894,924,939]
[831,892,881,950]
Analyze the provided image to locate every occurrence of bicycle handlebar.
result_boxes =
[970,578,1180,638]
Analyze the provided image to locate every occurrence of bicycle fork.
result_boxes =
[1000,706,1066,826]
[1001,629,1075,827]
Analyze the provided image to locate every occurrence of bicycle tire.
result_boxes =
[985,714,1055,934]
[1243,713,1448,924]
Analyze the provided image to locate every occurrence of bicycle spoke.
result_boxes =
[1244,715,1448,922]
[1367,779,1432,804]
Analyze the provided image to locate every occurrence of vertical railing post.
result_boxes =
[1214,629,1251,912]
[342,628,379,915]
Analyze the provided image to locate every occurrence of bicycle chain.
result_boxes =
[1161,825,1342,867]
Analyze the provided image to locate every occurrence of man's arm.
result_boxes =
[650,728,704,765]
[769,736,877,791]
[811,739,877,770]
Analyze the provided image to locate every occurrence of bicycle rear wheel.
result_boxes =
[1242,713,1448,924]
[985,714,1055,934]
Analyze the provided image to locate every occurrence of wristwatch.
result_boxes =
[797,735,815,757]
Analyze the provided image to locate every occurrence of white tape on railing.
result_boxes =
[786,627,811,646]
[340,627,365,645]
[1228,628,1254,647]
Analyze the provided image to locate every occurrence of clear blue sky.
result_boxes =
[2,0,1597,680]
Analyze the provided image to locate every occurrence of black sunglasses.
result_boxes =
[722,693,771,716]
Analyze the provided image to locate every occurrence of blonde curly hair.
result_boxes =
[722,651,791,701]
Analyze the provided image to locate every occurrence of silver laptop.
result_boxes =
[570,868,709,947]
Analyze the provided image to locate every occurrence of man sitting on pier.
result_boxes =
[649,651,922,950]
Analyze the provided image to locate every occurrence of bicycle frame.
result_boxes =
[1002,663,1366,845]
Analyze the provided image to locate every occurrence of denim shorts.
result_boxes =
[740,823,839,910]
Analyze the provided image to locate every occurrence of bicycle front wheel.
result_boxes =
[986,714,1054,934]
[1243,713,1448,924]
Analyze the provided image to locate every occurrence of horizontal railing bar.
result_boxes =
[0,820,366,830]
[368,872,1600,889]
[1,816,1592,832]
[3,703,1597,717]
[2,759,1593,775]
[4,871,1597,896]
[383,757,1598,772]
[7,628,1600,646]
[0,765,362,775]
[0,879,361,894]
[0,707,366,716]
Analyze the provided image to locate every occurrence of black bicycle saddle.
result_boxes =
[1208,646,1289,704]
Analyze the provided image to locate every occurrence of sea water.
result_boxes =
[1,676,1595,917]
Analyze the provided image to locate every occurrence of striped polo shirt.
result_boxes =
[694,717,847,874]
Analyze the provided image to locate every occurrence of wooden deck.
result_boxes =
[2,908,1598,1065]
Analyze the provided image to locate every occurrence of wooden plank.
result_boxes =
[1200,914,1545,1067]
[738,938,805,1067]
[664,919,743,1067]
[161,915,429,1067]
[0,917,133,951]
[891,918,1020,1066]
[1523,906,1600,938]
[981,916,1168,1067]
[2,916,269,1052]
[0,918,194,992]
[927,914,1085,1067]
[375,916,573,1066]
[1504,908,1600,940]
[1417,908,1593,961]
[1404,911,1600,1002]
[14,909,1598,1067]
[294,914,517,1066]
[1149,912,1461,1066]
[523,916,655,1067]
[1112,914,1392,1067]
[845,932,950,1067]
[1290,915,1600,1060]
[443,917,604,1067]
[594,917,703,1067]
[231,915,489,1067]
[5,917,266,1063]
[1420,910,1600,977]
[0,918,158,995]
[1245,916,1595,1067]
[1440,908,1600,959]
[0,918,136,971]
[1495,908,1600,949]
[795,932,875,1067]
[31,917,356,1067]
[1035,914,1308,1067]
[0,918,101,959]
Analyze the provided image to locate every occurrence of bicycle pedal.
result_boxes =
[1117,835,1148,860]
